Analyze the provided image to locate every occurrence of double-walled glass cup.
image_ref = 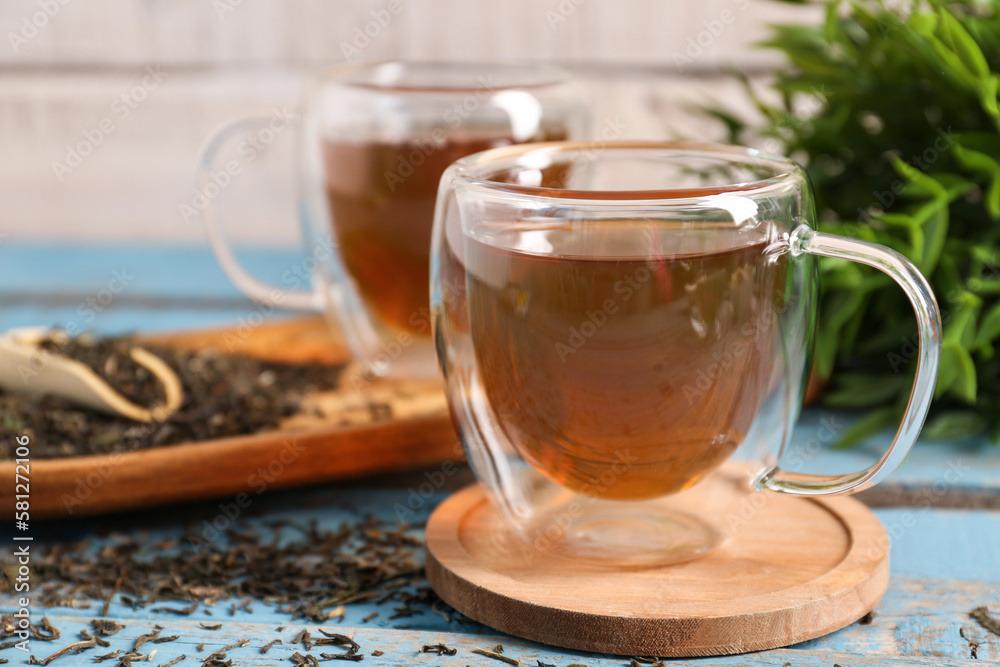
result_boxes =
[431,141,941,565]
[200,61,585,378]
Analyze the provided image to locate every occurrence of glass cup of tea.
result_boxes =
[431,141,941,565]
[198,61,585,378]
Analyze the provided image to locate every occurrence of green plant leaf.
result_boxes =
[944,298,978,349]
[920,201,949,274]
[935,342,960,397]
[823,373,907,407]
[979,74,1000,129]
[876,212,919,229]
[927,35,982,89]
[974,300,1000,349]
[954,144,1000,220]
[921,410,988,440]
[702,107,747,145]
[892,156,947,199]
[833,407,897,449]
[950,343,978,403]
[909,10,937,37]
[969,277,1000,295]
[937,6,990,81]
[708,0,1000,439]
[814,328,839,380]
[823,0,842,44]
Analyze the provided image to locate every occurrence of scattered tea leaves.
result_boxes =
[151,602,199,616]
[293,630,313,651]
[313,631,363,661]
[422,644,457,656]
[31,618,60,641]
[319,654,364,662]
[290,652,319,667]
[261,640,282,654]
[159,656,186,667]
[20,516,450,634]
[36,636,100,665]
[79,630,109,648]
[960,626,981,660]
[133,630,161,651]
[91,620,125,636]
[316,631,359,652]
[371,651,383,657]
[971,606,1000,637]
[203,639,250,664]
[472,648,519,665]
[153,636,180,644]
[115,652,147,666]
[324,606,346,622]
[431,601,451,623]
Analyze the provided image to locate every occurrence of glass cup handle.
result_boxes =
[762,225,943,496]
[197,115,322,311]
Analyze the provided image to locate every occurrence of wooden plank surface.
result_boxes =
[5,610,997,667]
[2,488,998,665]
[0,1,820,68]
[2,244,999,665]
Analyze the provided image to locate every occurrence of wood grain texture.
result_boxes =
[426,482,890,657]
[1,493,997,664]
[0,1,820,67]
[0,316,459,518]
[8,611,997,667]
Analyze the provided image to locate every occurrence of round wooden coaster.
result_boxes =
[426,483,889,657]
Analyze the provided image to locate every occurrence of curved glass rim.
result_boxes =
[314,60,573,93]
[448,141,804,207]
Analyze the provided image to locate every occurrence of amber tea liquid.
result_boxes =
[466,224,787,500]
[324,128,565,334]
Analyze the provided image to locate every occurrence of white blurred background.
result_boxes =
[0,0,819,246]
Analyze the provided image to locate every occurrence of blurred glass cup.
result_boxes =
[199,61,586,378]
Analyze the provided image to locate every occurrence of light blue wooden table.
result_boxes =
[1,243,999,666]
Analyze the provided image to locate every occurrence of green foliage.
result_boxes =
[715,0,1000,442]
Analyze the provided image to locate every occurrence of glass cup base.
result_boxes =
[534,506,722,568]
[518,500,725,568]
[506,463,759,568]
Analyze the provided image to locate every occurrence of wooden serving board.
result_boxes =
[1,317,459,519]
[426,481,889,657]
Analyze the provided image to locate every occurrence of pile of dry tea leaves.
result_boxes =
[0,333,345,459]
[13,516,447,624]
